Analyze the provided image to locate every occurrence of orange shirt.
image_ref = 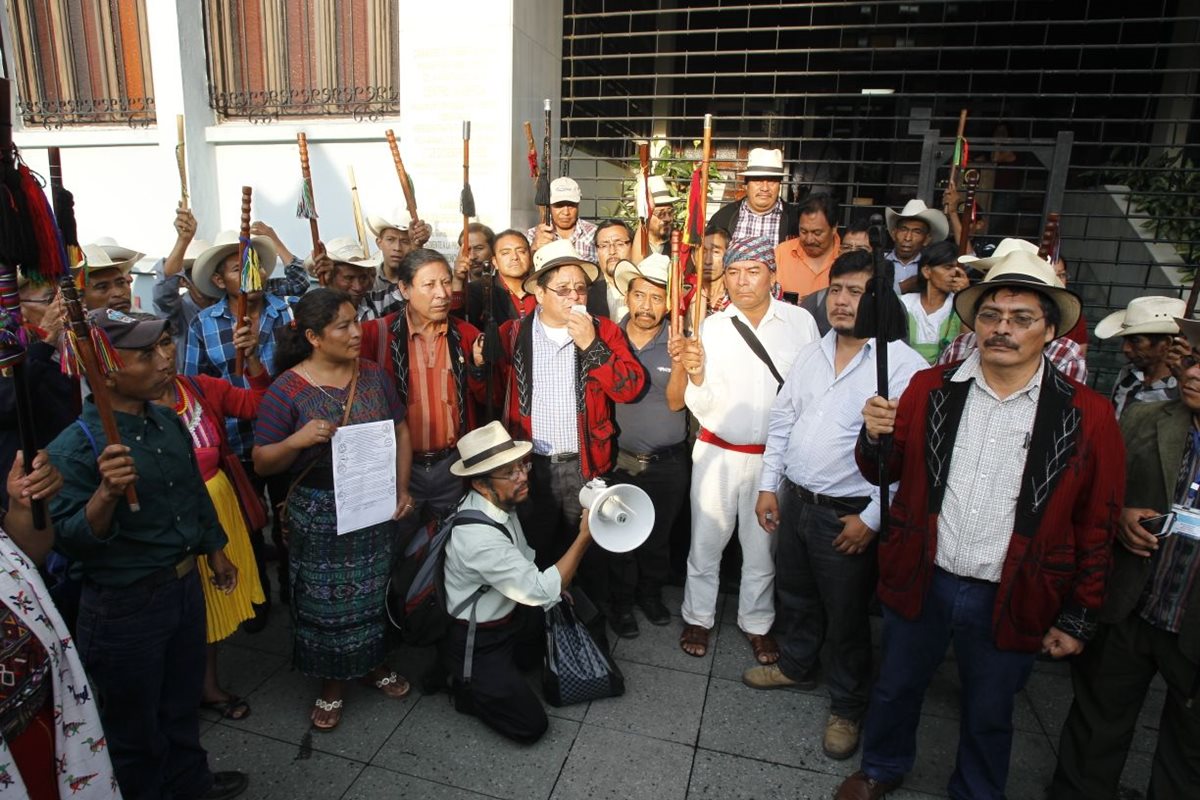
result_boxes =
[774,232,841,299]
[406,314,458,452]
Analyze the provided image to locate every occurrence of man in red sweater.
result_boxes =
[834,250,1125,800]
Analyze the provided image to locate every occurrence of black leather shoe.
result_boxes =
[203,771,249,800]
[240,602,269,634]
[636,595,671,626]
[610,607,639,639]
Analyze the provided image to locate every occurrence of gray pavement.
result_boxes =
[202,586,1163,799]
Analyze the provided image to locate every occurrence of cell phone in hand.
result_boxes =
[1141,513,1173,538]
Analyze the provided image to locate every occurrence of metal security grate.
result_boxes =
[561,0,1200,391]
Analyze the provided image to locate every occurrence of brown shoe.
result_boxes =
[833,770,901,800]
[822,713,861,760]
[742,663,797,690]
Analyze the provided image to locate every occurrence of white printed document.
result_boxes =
[333,420,396,535]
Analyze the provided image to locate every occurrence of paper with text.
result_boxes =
[333,420,396,535]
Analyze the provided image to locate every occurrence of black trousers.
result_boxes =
[607,452,690,606]
[1051,613,1200,800]
[243,457,291,601]
[525,456,609,608]
[441,607,548,743]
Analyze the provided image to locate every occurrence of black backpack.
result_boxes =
[385,509,511,654]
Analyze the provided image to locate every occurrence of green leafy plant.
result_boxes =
[615,142,727,232]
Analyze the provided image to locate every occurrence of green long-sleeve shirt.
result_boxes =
[47,399,227,588]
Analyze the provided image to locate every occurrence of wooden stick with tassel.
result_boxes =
[296,133,321,256]
[384,129,419,225]
[460,121,476,287]
[59,276,140,512]
[176,114,189,210]
[234,187,256,376]
[691,114,713,338]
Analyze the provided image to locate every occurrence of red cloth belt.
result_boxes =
[697,427,766,455]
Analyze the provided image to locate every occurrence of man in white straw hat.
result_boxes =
[367,211,431,286]
[834,248,1125,800]
[526,176,599,263]
[605,254,689,638]
[307,236,401,322]
[442,421,593,743]
[1050,313,1200,800]
[884,198,949,294]
[76,237,145,314]
[707,147,801,247]
[1095,295,1185,418]
[631,174,683,262]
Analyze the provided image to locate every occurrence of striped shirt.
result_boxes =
[732,199,784,246]
[406,314,458,452]
[936,351,1042,582]
[1110,364,1177,420]
[530,312,579,456]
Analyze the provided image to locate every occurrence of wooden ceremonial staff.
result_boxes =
[949,109,969,192]
[638,142,651,255]
[460,121,475,287]
[690,114,713,338]
[296,133,321,255]
[669,230,683,337]
[384,129,419,225]
[60,277,140,512]
[539,99,552,227]
[1037,212,1061,264]
[176,114,189,209]
[957,170,980,256]
[235,187,252,376]
[348,165,370,256]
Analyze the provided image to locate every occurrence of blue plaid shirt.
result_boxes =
[183,293,297,456]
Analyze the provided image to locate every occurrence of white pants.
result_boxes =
[681,440,776,634]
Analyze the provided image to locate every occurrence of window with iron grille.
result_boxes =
[202,0,399,123]
[562,0,1200,390]
[7,0,156,129]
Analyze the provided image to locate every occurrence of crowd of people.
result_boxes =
[0,143,1195,800]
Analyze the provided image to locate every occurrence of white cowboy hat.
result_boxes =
[647,175,682,206]
[738,148,785,179]
[181,238,212,272]
[1174,317,1200,350]
[190,230,279,300]
[954,250,1082,337]
[958,237,1040,270]
[523,238,599,294]
[549,177,582,205]
[449,421,534,477]
[76,239,144,276]
[613,254,671,296]
[366,213,409,238]
[1095,296,1185,339]
[885,199,950,245]
[302,236,382,274]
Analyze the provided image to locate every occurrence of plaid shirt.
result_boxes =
[183,293,297,456]
[937,331,1088,384]
[732,199,783,246]
[1110,364,1177,419]
[529,312,579,455]
[358,285,404,321]
[525,218,599,263]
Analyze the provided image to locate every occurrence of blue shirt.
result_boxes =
[183,292,297,456]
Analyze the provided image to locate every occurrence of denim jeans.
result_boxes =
[76,569,213,800]
[774,486,876,720]
[861,567,1035,800]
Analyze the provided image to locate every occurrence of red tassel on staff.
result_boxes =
[17,163,67,283]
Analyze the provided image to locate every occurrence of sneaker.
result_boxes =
[610,606,639,639]
[635,595,671,626]
[202,771,249,800]
[823,713,861,760]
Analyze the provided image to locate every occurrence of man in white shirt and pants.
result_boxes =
[747,250,927,761]
[676,237,818,663]
[442,422,593,743]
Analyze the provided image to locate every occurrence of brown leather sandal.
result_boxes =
[680,624,711,658]
[745,631,780,665]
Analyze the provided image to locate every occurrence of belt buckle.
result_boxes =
[174,556,194,579]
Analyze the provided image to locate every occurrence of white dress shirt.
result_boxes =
[936,351,1042,582]
[443,491,563,623]
[759,331,928,531]
[685,297,819,445]
[530,311,579,455]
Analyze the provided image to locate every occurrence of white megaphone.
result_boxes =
[578,479,655,553]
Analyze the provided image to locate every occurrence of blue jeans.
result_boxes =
[861,568,1035,800]
[76,569,213,800]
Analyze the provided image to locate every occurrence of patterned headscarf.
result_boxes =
[724,237,777,271]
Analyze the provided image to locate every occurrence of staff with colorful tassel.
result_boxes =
[296,133,322,265]
[58,276,140,512]
[234,187,260,376]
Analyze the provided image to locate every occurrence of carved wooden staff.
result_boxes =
[296,133,321,255]
[538,100,552,227]
[460,122,475,286]
[957,170,980,256]
[949,109,969,192]
[669,230,683,337]
[60,277,140,512]
[235,187,254,376]
[1037,212,1061,264]
[385,129,419,225]
[638,142,652,254]
[176,114,189,210]
[348,166,370,257]
[691,114,713,338]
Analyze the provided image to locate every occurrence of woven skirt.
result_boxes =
[197,469,266,643]
[287,485,396,680]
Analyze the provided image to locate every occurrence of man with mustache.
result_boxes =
[526,177,599,263]
[748,250,927,761]
[587,220,635,320]
[1050,316,1200,800]
[774,192,841,300]
[630,175,682,262]
[834,250,1124,800]
[706,148,801,247]
[605,254,690,637]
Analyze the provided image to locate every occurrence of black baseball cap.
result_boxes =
[87,308,169,350]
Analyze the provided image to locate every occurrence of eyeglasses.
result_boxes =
[491,459,532,482]
[597,239,632,251]
[546,283,588,298]
[975,309,1044,330]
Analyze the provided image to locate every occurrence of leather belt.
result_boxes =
[454,612,513,629]
[784,479,870,515]
[413,447,455,467]
[619,441,689,463]
[697,427,765,455]
[534,452,579,464]
[126,555,197,591]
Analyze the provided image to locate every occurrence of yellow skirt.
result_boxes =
[197,469,266,643]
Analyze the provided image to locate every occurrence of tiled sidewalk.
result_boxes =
[201,588,1163,799]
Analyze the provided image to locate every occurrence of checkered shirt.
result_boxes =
[937,331,1087,384]
[525,218,599,263]
[731,199,783,246]
[529,312,579,456]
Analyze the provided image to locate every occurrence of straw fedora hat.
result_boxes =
[613,253,671,295]
[77,239,144,276]
[190,230,278,300]
[449,421,534,477]
[1095,296,1185,339]
[302,236,382,274]
[958,237,1040,270]
[522,239,599,294]
[646,175,682,206]
[885,199,949,245]
[954,250,1082,337]
[737,147,785,179]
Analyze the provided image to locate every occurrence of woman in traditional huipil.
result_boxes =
[253,289,414,731]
